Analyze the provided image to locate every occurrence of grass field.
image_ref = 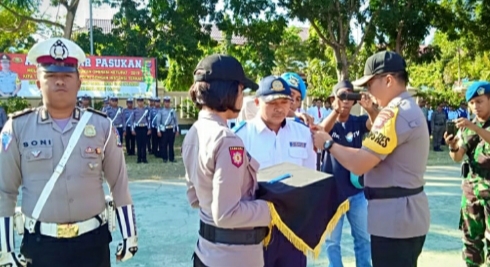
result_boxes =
[124,135,457,181]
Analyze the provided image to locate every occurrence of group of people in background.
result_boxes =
[77,94,179,163]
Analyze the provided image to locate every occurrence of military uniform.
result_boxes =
[106,97,125,140]
[156,96,179,163]
[130,97,150,163]
[0,106,7,132]
[431,108,447,151]
[149,98,161,157]
[456,82,490,267]
[0,54,20,97]
[0,38,138,267]
[184,54,270,267]
[123,98,135,156]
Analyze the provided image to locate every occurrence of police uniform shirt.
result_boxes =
[322,115,369,200]
[0,107,133,223]
[149,107,160,128]
[0,71,19,94]
[123,108,134,127]
[157,107,179,132]
[107,106,125,127]
[235,116,316,170]
[361,91,430,238]
[131,107,150,130]
[182,110,271,267]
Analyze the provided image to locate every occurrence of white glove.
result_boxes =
[115,236,138,262]
[0,252,26,267]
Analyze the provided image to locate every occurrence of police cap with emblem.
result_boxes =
[193,54,259,90]
[255,76,292,103]
[352,51,407,87]
[0,54,11,63]
[163,96,171,102]
[127,97,134,103]
[466,81,490,102]
[136,96,144,101]
[110,96,119,101]
[256,162,348,258]
[81,94,90,100]
[154,97,161,103]
[27,37,86,73]
[281,72,307,101]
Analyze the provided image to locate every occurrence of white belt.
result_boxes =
[24,212,107,239]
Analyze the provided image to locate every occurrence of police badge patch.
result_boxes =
[1,132,12,151]
[229,146,244,168]
[112,127,122,147]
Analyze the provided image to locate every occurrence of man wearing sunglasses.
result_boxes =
[313,51,430,267]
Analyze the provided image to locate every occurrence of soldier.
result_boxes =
[157,96,179,163]
[233,75,316,267]
[0,54,21,97]
[0,38,137,267]
[131,97,151,163]
[149,98,161,157]
[123,98,135,156]
[314,51,430,267]
[431,103,447,152]
[182,54,270,267]
[446,81,490,267]
[106,96,125,140]
[0,106,7,132]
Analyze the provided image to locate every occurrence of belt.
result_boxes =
[136,124,147,127]
[114,124,124,128]
[25,212,106,239]
[364,186,424,200]
[165,125,174,129]
[199,220,268,245]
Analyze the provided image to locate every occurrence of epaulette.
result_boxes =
[10,108,35,119]
[86,107,108,118]
[292,117,309,127]
[232,121,247,133]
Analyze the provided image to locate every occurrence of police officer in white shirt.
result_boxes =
[233,75,316,267]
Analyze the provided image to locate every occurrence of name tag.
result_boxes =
[290,142,306,148]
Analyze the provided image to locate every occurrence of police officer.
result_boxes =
[0,54,21,97]
[431,103,447,151]
[123,98,135,156]
[0,37,138,267]
[157,96,179,163]
[314,51,430,267]
[81,94,91,109]
[183,54,271,267]
[149,97,161,157]
[146,97,155,153]
[446,81,490,267]
[234,75,316,267]
[106,96,125,139]
[0,106,7,132]
[100,97,110,113]
[131,97,151,163]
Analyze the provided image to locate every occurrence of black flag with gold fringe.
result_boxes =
[256,162,349,258]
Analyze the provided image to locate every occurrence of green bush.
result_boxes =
[176,99,199,120]
[0,97,31,114]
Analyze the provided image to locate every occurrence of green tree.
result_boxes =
[0,6,37,52]
[272,27,308,75]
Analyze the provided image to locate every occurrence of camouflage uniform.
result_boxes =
[459,119,490,267]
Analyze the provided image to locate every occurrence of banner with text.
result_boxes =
[0,54,156,98]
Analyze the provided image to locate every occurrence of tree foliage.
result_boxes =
[0,6,37,52]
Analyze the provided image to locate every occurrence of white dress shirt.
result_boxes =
[307,106,329,124]
[235,115,316,170]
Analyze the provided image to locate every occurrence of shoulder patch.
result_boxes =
[86,107,108,118]
[292,117,309,127]
[10,108,35,119]
[232,121,247,133]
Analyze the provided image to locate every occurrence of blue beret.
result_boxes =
[466,81,490,102]
[281,72,307,100]
[255,76,291,102]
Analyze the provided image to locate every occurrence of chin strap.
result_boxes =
[0,217,14,253]
[116,205,137,239]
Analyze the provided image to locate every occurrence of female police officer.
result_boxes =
[182,54,272,267]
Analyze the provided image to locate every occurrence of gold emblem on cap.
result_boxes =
[271,80,285,91]
[477,87,485,95]
[84,125,96,137]
[289,77,299,87]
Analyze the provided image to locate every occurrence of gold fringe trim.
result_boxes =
[263,199,350,258]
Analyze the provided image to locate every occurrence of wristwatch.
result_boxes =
[324,140,335,152]
[450,146,460,153]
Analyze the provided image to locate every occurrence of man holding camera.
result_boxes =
[316,80,377,267]
[446,81,490,267]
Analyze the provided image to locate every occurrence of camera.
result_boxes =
[338,92,362,101]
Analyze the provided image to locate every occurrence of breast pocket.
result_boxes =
[22,147,54,180]
[80,147,102,175]
[288,147,307,165]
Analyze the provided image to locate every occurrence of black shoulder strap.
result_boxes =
[86,107,108,118]
[10,108,35,119]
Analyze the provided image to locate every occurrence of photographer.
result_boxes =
[317,80,377,267]
[446,81,490,267]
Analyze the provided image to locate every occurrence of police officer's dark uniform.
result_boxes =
[131,97,150,163]
[123,98,135,156]
[106,97,125,140]
[146,98,155,154]
[150,98,161,157]
[157,96,179,163]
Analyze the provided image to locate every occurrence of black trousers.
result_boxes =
[116,127,124,145]
[147,131,152,153]
[21,224,112,267]
[151,128,160,156]
[125,126,135,155]
[135,126,148,162]
[160,128,175,161]
[371,235,426,267]
[193,253,208,267]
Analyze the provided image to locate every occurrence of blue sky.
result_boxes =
[42,0,435,44]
